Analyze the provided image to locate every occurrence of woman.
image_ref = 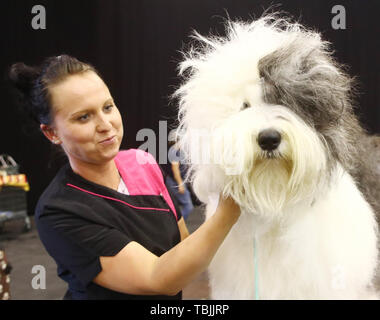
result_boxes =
[9,55,240,300]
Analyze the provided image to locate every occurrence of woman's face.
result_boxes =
[45,71,124,167]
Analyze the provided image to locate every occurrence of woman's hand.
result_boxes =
[216,195,241,224]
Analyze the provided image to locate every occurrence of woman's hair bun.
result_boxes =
[8,55,98,125]
[8,62,40,96]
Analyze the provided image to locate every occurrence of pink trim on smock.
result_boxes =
[67,183,170,212]
[114,149,178,220]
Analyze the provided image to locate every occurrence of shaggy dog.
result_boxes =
[174,14,379,299]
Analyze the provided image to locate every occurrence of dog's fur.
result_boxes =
[174,14,379,299]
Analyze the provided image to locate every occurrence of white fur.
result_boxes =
[175,15,379,299]
[206,166,378,299]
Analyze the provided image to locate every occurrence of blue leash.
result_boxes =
[254,237,259,300]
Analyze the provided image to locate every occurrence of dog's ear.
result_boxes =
[257,32,366,181]
[258,34,355,124]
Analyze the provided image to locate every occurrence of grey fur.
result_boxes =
[257,25,380,218]
[358,135,380,290]
[356,135,380,217]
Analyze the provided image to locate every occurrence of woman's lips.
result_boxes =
[99,135,116,145]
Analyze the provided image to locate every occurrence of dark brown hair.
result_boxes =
[9,54,98,124]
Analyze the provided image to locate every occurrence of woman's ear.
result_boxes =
[40,124,61,145]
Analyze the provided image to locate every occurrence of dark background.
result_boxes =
[0,0,379,215]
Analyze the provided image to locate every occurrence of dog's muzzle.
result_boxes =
[257,129,281,151]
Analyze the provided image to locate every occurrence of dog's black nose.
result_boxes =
[258,129,281,151]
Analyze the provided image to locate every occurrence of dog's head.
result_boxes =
[174,14,364,216]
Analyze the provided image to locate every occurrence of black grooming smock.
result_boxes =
[35,149,182,300]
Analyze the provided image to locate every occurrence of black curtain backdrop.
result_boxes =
[0,0,379,215]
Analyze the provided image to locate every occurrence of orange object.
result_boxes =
[0,174,30,192]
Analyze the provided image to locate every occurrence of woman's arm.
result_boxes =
[93,196,240,296]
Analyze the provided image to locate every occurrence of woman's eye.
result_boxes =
[77,114,89,122]
[104,104,113,112]
[242,101,250,110]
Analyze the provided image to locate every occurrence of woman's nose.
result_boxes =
[96,114,113,132]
